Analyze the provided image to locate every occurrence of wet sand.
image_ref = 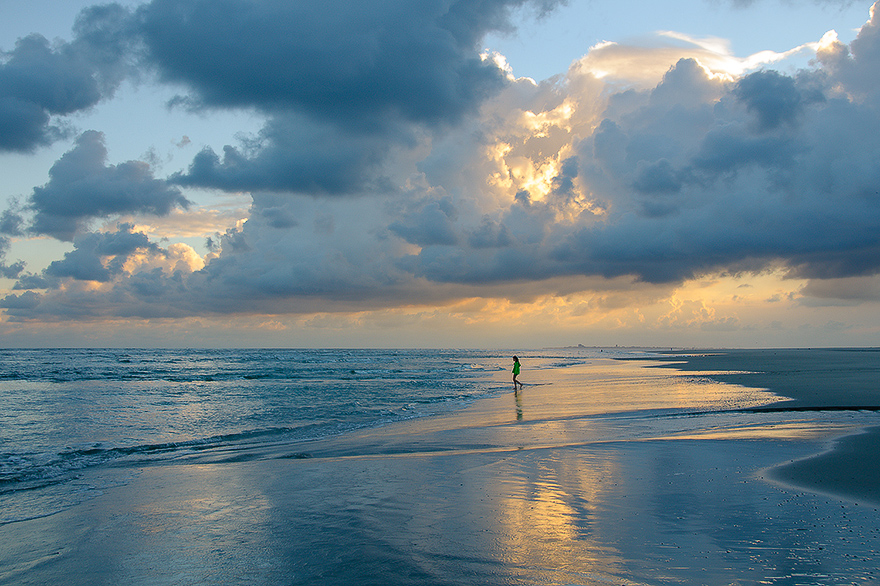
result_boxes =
[3,351,880,585]
[647,348,880,505]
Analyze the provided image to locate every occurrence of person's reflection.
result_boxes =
[515,388,523,421]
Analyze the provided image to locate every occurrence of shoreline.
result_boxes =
[645,348,880,504]
[763,425,880,505]
[260,351,880,508]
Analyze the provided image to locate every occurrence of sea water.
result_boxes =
[0,347,616,526]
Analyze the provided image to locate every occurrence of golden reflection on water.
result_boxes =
[485,441,629,581]
[662,421,858,441]
[483,358,823,582]
[507,358,782,423]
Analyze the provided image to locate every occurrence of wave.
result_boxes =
[0,387,488,500]
[0,426,311,497]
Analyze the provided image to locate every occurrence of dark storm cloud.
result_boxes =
[0,206,26,279]
[632,159,684,195]
[389,200,460,246]
[12,273,55,290]
[2,0,560,195]
[549,156,579,199]
[732,70,821,131]
[258,207,298,230]
[468,217,513,249]
[170,116,397,194]
[0,34,97,151]
[691,127,801,175]
[28,131,189,240]
[0,5,132,152]
[0,289,41,310]
[0,208,25,237]
[131,0,561,194]
[573,69,879,283]
[133,0,537,125]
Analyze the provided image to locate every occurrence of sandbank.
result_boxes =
[648,348,880,505]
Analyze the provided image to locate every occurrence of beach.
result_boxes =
[2,349,880,585]
[647,349,880,506]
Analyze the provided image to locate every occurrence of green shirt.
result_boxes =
[512,362,520,375]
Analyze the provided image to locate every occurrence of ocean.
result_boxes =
[2,347,626,527]
[0,348,494,524]
[3,347,880,585]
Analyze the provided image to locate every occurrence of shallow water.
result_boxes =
[0,348,515,525]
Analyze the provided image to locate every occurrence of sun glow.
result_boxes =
[122,242,206,275]
[816,29,841,54]
[522,100,575,134]
[509,157,559,201]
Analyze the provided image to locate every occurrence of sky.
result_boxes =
[1,0,879,349]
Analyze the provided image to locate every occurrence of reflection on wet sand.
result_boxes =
[484,428,628,582]
[119,463,277,583]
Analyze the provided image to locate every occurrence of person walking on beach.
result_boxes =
[512,356,523,391]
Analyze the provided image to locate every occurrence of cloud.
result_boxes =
[0,5,131,152]
[570,31,813,88]
[0,237,25,279]
[44,225,160,282]
[1,224,203,320]
[3,0,564,194]
[170,115,400,195]
[397,4,880,289]
[27,130,190,240]
[390,200,460,246]
[129,0,564,194]
[0,207,24,237]
[133,0,536,125]
[6,1,880,323]
[0,289,41,310]
[0,205,26,278]
[732,70,821,131]
[0,34,95,152]
[799,275,880,304]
